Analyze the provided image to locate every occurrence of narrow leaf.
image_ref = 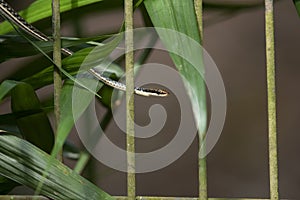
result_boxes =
[0,0,103,35]
[0,35,111,62]
[0,113,19,134]
[144,0,207,135]
[10,82,54,153]
[51,78,101,156]
[0,80,19,101]
[0,134,114,200]
[21,36,123,89]
[50,35,123,158]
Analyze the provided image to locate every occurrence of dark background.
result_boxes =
[0,0,299,199]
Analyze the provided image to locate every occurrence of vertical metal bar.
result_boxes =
[264,0,279,199]
[125,0,135,199]
[52,0,63,161]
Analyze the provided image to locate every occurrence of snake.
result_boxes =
[0,0,168,97]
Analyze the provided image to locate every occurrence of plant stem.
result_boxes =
[125,0,135,199]
[265,0,279,199]
[52,0,63,161]
[194,0,207,199]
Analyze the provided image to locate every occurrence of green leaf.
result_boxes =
[21,35,122,90]
[51,78,101,156]
[294,0,300,17]
[0,80,19,101]
[50,35,123,157]
[73,151,90,174]
[0,36,40,61]
[0,80,54,153]
[9,32,122,101]
[10,82,54,153]
[0,0,103,35]
[0,113,19,134]
[0,35,112,62]
[0,134,114,200]
[144,0,207,136]
[0,80,52,135]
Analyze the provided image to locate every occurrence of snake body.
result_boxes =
[0,0,168,97]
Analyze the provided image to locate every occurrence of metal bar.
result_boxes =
[264,0,279,199]
[125,0,135,199]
